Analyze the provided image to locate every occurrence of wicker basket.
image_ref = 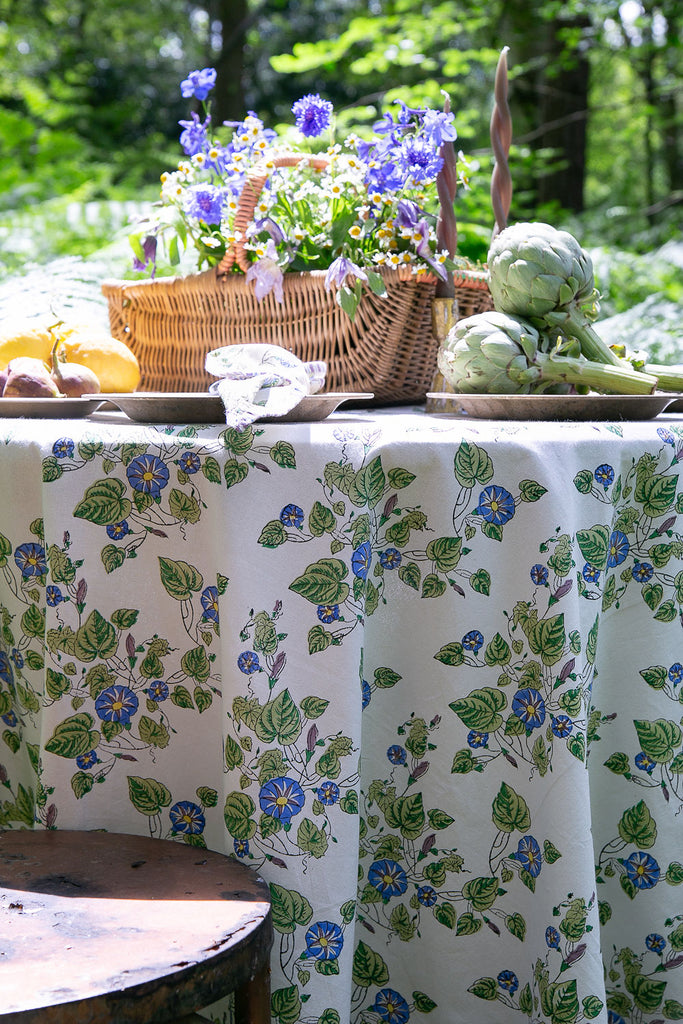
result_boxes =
[102,152,492,404]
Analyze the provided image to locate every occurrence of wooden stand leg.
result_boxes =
[234,962,271,1024]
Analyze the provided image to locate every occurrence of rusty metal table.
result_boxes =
[0,830,273,1023]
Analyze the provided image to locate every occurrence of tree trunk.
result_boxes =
[212,0,248,124]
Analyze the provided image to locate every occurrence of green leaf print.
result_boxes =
[271,986,302,1024]
[626,974,666,1013]
[269,882,313,934]
[541,978,579,1023]
[255,689,302,745]
[484,633,511,666]
[634,718,682,762]
[168,487,201,523]
[0,531,12,567]
[181,646,210,683]
[454,441,494,488]
[44,713,100,758]
[468,977,498,1000]
[127,775,171,815]
[634,471,678,517]
[101,544,126,574]
[618,800,657,848]
[527,612,566,666]
[355,454,386,508]
[506,912,526,941]
[519,479,547,502]
[296,817,328,858]
[289,558,349,605]
[73,610,117,662]
[223,458,249,488]
[21,604,45,638]
[138,716,170,748]
[223,791,257,840]
[308,500,336,536]
[269,440,296,469]
[449,687,506,731]
[158,557,204,600]
[352,941,390,987]
[462,876,500,912]
[426,536,462,571]
[258,520,287,547]
[74,477,132,525]
[491,782,531,833]
[576,524,610,572]
[387,467,416,489]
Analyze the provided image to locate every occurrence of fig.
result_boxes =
[3,357,63,398]
[50,339,100,397]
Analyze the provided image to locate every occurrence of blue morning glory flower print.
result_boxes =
[10,649,23,669]
[361,679,371,709]
[52,437,74,459]
[608,1012,626,1024]
[280,503,304,528]
[512,687,546,729]
[169,800,206,834]
[607,529,629,568]
[76,750,98,770]
[317,604,339,623]
[304,920,343,960]
[467,730,488,748]
[387,745,407,765]
[237,650,260,674]
[234,838,249,857]
[106,520,130,541]
[201,586,219,623]
[625,851,660,889]
[368,859,408,898]
[545,926,561,949]
[178,451,201,474]
[372,988,410,1024]
[316,781,339,805]
[352,541,372,579]
[530,563,548,585]
[668,663,683,685]
[594,464,614,488]
[0,652,13,686]
[147,680,169,702]
[14,542,47,577]
[46,585,64,606]
[379,547,402,570]
[635,751,656,774]
[582,563,600,583]
[417,885,437,907]
[657,427,675,446]
[94,684,139,724]
[476,485,515,525]
[462,629,484,653]
[551,715,573,737]
[646,932,666,952]
[516,835,542,877]
[497,970,519,993]
[1,710,17,727]
[632,561,653,582]
[259,776,305,824]
[126,454,170,498]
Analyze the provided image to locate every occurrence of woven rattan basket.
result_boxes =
[102,152,492,403]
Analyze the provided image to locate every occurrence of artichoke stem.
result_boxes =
[643,364,683,393]
[535,353,657,395]
[540,310,623,367]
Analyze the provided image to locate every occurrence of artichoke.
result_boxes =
[487,222,623,368]
[437,311,657,396]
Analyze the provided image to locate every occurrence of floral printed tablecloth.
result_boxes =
[1,404,683,1024]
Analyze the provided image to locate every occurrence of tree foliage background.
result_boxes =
[0,0,680,298]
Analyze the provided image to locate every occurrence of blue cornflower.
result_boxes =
[183,184,226,225]
[180,67,216,101]
[291,94,333,137]
[397,134,443,186]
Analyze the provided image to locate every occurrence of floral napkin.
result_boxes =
[205,344,326,429]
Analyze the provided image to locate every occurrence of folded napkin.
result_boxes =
[205,344,326,428]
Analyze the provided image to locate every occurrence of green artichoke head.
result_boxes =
[487,221,598,319]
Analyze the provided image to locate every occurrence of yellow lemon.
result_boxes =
[60,331,141,393]
[0,322,60,367]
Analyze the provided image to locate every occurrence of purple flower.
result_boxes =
[183,184,226,225]
[132,234,157,274]
[246,239,284,302]
[421,107,457,146]
[291,94,333,137]
[180,67,216,101]
[324,256,368,291]
[179,112,210,156]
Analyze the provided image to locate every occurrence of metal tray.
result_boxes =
[0,396,104,418]
[426,393,675,421]
[96,392,374,424]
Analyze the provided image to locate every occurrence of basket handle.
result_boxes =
[217,152,330,275]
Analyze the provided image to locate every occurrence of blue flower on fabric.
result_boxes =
[0,652,13,686]
[234,838,249,858]
[14,542,47,577]
[476,485,515,525]
[126,455,170,498]
[632,561,653,583]
[625,850,660,889]
[594,464,614,488]
[551,715,573,737]
[372,988,410,1024]
[352,541,372,580]
[2,710,17,727]
[317,604,339,623]
[582,563,600,583]
[417,885,438,907]
[304,920,343,960]
[201,586,220,623]
[368,859,408,898]
[52,438,74,459]
[515,835,542,877]
[497,970,519,994]
[607,1012,627,1024]
[607,530,629,568]
[361,679,371,709]
[259,776,305,824]
[237,650,260,674]
[379,548,402,570]
[147,680,169,702]
[316,781,340,805]
[646,932,666,953]
[180,67,217,101]
[178,451,201,474]
[668,663,683,685]
[635,751,656,774]
[462,629,484,654]
[106,520,130,541]
[512,688,546,729]
[169,800,206,835]
[467,730,488,748]
[76,750,98,770]
[280,503,304,528]
[387,745,407,765]
[292,94,333,138]
[545,926,561,949]
[46,584,64,606]
[530,564,548,585]
[94,685,139,724]
[657,427,675,446]
[10,649,23,669]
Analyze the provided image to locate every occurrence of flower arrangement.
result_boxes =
[129,68,471,319]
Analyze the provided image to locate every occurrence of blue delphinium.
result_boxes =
[180,67,216,100]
